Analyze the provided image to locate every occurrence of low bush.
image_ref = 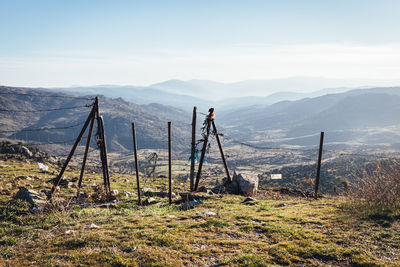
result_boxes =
[348,160,400,213]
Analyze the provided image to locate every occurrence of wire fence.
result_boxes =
[2,90,400,195]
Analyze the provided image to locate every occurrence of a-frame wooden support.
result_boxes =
[193,108,231,191]
[48,96,111,201]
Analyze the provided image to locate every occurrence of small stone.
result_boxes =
[32,206,44,212]
[89,223,100,229]
[242,197,256,203]
[198,186,208,193]
[123,191,132,197]
[143,197,157,205]
[111,189,119,196]
[65,230,74,234]
[196,211,216,217]
[275,203,286,208]
[13,187,46,206]
[181,199,202,210]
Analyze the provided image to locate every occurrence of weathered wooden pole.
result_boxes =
[99,116,111,198]
[168,121,172,204]
[194,108,213,191]
[189,106,197,191]
[95,97,108,196]
[132,122,141,205]
[94,97,111,199]
[211,120,231,182]
[76,112,96,198]
[314,131,324,199]
[48,106,95,200]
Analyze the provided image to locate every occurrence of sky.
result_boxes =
[1,0,400,87]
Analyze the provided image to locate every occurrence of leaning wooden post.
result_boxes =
[132,122,141,205]
[48,106,95,200]
[76,111,96,198]
[211,119,231,182]
[189,106,197,191]
[314,131,324,199]
[194,108,213,191]
[168,121,172,204]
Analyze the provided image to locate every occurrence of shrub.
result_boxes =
[348,160,400,209]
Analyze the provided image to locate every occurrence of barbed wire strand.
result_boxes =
[0,91,94,100]
[0,103,93,113]
[0,121,86,133]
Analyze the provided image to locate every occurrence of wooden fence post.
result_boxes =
[190,106,197,191]
[211,120,231,182]
[98,116,111,198]
[314,131,324,198]
[132,122,141,205]
[76,112,96,198]
[194,108,213,191]
[168,121,172,204]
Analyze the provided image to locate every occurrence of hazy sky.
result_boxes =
[1,0,400,87]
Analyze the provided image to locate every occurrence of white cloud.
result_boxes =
[1,43,400,87]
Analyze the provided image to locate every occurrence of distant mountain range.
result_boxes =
[220,87,400,149]
[2,83,400,154]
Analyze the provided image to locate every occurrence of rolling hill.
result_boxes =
[0,86,192,154]
[220,87,400,149]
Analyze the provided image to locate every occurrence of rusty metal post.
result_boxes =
[194,108,213,191]
[168,121,172,204]
[211,120,231,182]
[76,111,96,198]
[314,131,324,199]
[48,106,95,200]
[189,106,197,191]
[132,122,141,205]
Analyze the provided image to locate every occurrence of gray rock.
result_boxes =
[211,184,226,194]
[13,187,46,206]
[275,203,286,208]
[20,146,33,158]
[198,186,208,193]
[242,197,256,203]
[196,211,216,217]
[123,191,132,197]
[143,197,157,205]
[181,199,202,210]
[225,172,259,197]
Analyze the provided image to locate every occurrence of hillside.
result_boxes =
[0,86,192,154]
[220,87,400,148]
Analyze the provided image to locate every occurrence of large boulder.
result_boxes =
[13,187,46,206]
[225,171,259,197]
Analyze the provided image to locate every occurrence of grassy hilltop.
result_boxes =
[0,152,399,266]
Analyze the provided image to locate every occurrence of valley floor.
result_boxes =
[0,158,399,266]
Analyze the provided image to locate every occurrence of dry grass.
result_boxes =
[0,155,400,266]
